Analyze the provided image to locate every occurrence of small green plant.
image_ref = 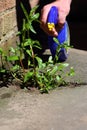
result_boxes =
[0,3,75,93]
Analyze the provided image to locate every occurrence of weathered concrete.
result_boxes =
[0,48,87,130]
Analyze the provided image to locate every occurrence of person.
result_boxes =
[39,0,72,62]
[29,0,72,61]
[40,0,72,36]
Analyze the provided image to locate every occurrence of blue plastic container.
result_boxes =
[47,6,69,62]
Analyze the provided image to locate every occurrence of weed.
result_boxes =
[0,3,75,93]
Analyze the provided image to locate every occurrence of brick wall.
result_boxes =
[0,0,39,48]
[0,0,17,47]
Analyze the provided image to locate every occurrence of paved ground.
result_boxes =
[0,48,87,130]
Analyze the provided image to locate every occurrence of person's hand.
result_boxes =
[40,1,71,36]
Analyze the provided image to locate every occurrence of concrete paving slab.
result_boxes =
[67,49,87,83]
[0,49,87,130]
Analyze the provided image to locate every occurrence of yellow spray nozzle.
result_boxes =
[47,23,55,31]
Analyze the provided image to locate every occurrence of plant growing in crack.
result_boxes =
[0,3,75,93]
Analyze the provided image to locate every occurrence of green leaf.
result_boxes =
[61,63,69,67]
[50,66,58,75]
[58,63,69,71]
[68,67,75,76]
[0,48,3,54]
[48,56,53,64]
[9,47,15,53]
[11,65,20,71]
[53,37,60,44]
[56,75,61,82]
[30,5,39,16]
[7,55,19,61]
[0,68,6,73]
[31,40,41,49]
[33,45,41,49]
[26,50,32,56]
[29,23,36,33]
[28,60,31,66]
[25,22,30,30]
[32,40,40,45]
[21,3,29,22]
[24,39,32,46]
[31,13,40,21]
[35,56,43,68]
[66,22,70,46]
[16,31,21,36]
[24,71,34,83]
[40,87,49,93]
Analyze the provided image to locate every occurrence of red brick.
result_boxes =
[0,0,15,13]
[0,16,4,39]
[0,31,18,50]
[0,0,17,46]
[0,0,4,12]
[4,0,15,10]
[3,8,17,35]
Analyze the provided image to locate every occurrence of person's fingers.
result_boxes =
[40,21,58,36]
[40,6,51,26]
[51,27,58,36]
[40,1,70,36]
[58,13,66,24]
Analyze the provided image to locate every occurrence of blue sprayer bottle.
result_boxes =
[47,6,70,62]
